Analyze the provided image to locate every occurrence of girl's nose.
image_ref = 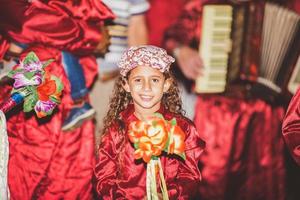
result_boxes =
[143,80,151,91]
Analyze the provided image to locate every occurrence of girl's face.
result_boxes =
[123,65,171,116]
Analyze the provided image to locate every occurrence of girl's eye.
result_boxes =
[134,78,142,83]
[152,78,160,83]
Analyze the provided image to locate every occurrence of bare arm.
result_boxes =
[128,14,148,46]
[173,45,203,80]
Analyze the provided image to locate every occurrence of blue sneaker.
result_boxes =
[62,102,96,131]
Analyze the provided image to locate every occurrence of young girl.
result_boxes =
[94,45,205,199]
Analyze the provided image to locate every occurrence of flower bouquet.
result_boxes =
[0,51,63,117]
[128,113,186,200]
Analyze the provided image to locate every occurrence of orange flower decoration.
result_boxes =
[133,136,154,163]
[167,125,186,155]
[128,121,149,143]
[37,72,61,101]
[34,71,63,118]
[128,114,186,163]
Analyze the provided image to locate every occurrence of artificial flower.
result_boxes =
[129,119,169,162]
[21,61,43,72]
[133,136,154,163]
[34,100,57,118]
[128,121,149,143]
[5,51,63,118]
[12,72,42,88]
[128,114,185,163]
[167,125,186,156]
[37,72,61,102]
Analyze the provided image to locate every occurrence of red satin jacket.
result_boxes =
[94,104,205,200]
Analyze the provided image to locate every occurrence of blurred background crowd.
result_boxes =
[0,0,299,199]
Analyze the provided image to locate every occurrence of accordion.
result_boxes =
[195,1,300,101]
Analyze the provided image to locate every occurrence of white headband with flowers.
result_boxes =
[117,45,175,76]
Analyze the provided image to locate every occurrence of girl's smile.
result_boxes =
[139,95,154,101]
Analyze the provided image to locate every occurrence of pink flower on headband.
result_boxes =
[117,45,175,76]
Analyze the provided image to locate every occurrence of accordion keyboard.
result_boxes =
[195,5,233,93]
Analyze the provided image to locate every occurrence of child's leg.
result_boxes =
[61,51,95,131]
[62,51,89,101]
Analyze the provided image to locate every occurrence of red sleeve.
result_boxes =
[282,88,300,166]
[7,0,114,55]
[94,126,119,199]
[168,122,205,199]
[162,0,203,53]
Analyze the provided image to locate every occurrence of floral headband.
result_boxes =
[117,45,175,76]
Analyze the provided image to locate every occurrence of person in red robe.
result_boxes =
[0,45,95,199]
[0,0,115,131]
[0,1,114,199]
[162,0,299,199]
[94,45,205,199]
[282,88,300,166]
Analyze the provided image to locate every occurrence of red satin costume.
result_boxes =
[282,88,300,166]
[94,104,205,199]
[146,0,188,47]
[0,46,95,199]
[0,0,114,199]
[1,0,114,86]
[194,96,286,200]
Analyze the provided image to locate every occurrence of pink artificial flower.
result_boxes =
[12,72,42,88]
[20,61,43,72]
[34,100,57,118]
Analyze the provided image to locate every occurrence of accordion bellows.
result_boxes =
[196,2,300,96]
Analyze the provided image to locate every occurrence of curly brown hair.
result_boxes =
[101,70,185,136]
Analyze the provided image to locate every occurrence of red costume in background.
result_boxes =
[94,104,205,199]
[164,1,289,199]
[1,0,114,86]
[3,0,114,54]
[0,46,95,199]
[282,88,300,166]
[0,1,114,199]
[146,0,188,47]
[194,97,286,200]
